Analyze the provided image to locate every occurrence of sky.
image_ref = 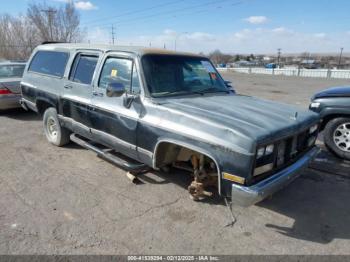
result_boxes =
[4,0,350,54]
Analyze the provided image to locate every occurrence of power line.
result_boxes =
[95,1,244,33]
[85,0,242,30]
[81,0,185,26]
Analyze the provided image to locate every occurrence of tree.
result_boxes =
[27,2,82,43]
[0,2,82,60]
[208,49,233,65]
[234,54,241,62]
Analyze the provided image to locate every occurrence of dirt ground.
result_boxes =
[0,73,349,255]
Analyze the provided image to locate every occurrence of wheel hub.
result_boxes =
[333,122,350,152]
[47,117,58,139]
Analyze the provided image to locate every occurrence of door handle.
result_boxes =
[93,91,104,97]
[64,85,73,89]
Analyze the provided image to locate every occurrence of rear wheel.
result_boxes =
[43,108,70,146]
[324,117,350,161]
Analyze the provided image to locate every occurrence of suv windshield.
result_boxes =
[142,54,229,97]
[0,65,25,78]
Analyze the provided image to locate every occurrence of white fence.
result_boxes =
[217,67,350,79]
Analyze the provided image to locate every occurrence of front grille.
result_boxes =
[252,127,318,183]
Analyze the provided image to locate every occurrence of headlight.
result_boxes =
[309,124,318,134]
[310,102,320,109]
[254,163,274,176]
[256,144,274,159]
[255,144,276,176]
[257,147,265,159]
[265,144,274,155]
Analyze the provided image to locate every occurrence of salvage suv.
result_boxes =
[21,43,320,206]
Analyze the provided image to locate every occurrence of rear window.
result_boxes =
[69,54,98,85]
[0,65,25,78]
[29,51,69,77]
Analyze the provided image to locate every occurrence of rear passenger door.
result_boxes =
[61,51,100,137]
[89,54,142,159]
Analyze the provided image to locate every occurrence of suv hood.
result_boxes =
[313,86,350,99]
[158,94,319,154]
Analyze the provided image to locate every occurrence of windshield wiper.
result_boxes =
[197,87,230,94]
[153,90,204,97]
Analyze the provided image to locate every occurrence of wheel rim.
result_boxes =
[333,122,350,152]
[47,116,58,140]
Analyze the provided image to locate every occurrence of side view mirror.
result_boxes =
[224,80,233,88]
[106,82,126,97]
[224,80,235,93]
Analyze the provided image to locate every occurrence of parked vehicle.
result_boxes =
[310,86,350,160]
[21,43,320,206]
[0,62,26,110]
[265,63,277,69]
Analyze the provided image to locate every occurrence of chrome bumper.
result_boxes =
[231,147,319,207]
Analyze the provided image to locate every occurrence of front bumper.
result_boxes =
[231,147,319,207]
[0,94,21,110]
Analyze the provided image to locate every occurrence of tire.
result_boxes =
[324,117,350,161]
[43,107,70,147]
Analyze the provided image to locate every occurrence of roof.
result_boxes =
[36,43,205,58]
[0,61,26,66]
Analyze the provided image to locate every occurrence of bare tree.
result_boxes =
[208,50,233,65]
[0,14,38,59]
[0,1,82,60]
[27,2,82,43]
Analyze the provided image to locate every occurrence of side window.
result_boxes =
[28,51,69,77]
[131,63,141,94]
[99,57,132,91]
[69,54,98,85]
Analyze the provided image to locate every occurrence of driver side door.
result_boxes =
[89,54,142,160]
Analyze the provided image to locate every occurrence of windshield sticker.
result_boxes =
[111,69,118,77]
[201,61,216,73]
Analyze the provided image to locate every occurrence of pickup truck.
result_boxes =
[310,86,350,161]
[20,43,320,206]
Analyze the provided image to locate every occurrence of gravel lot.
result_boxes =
[0,73,349,255]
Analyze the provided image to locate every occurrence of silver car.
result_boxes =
[0,62,26,110]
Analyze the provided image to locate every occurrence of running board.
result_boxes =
[70,134,148,173]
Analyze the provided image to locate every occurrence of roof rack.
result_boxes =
[41,41,66,45]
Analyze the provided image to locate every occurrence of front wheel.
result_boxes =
[43,108,70,147]
[324,117,350,161]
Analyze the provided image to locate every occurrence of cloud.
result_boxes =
[163,29,177,36]
[85,27,349,54]
[74,1,97,10]
[313,33,327,39]
[244,16,268,25]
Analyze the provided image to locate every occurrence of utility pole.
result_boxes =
[277,48,281,68]
[111,25,116,45]
[338,47,344,68]
[41,8,57,41]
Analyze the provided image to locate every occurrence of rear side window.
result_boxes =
[69,54,98,85]
[0,65,25,78]
[29,51,69,77]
